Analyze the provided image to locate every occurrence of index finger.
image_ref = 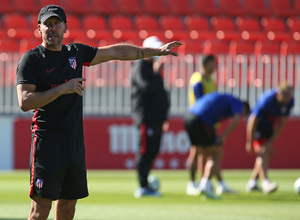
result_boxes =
[169,41,182,48]
[74,78,87,82]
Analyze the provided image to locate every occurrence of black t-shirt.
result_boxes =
[131,59,170,126]
[16,43,97,141]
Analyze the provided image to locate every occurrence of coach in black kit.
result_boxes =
[16,5,181,220]
[131,36,170,198]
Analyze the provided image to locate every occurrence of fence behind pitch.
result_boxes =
[1,53,299,115]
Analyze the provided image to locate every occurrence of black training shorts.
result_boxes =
[29,136,88,200]
[184,113,216,147]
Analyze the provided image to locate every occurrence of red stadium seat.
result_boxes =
[255,41,280,55]
[143,0,169,15]
[229,41,255,55]
[160,16,189,41]
[287,17,300,41]
[269,0,292,17]
[244,0,270,17]
[19,38,41,54]
[280,41,300,55]
[91,0,117,14]
[40,0,61,7]
[193,0,220,16]
[219,0,246,16]
[83,15,111,40]
[0,0,13,13]
[110,16,138,40]
[184,16,215,41]
[211,17,240,41]
[64,0,91,14]
[64,15,85,40]
[135,15,164,40]
[169,0,194,15]
[203,40,229,54]
[4,14,34,39]
[14,0,40,13]
[261,17,291,42]
[117,0,143,14]
[181,40,203,54]
[236,17,265,42]
[0,39,19,52]
[294,0,300,14]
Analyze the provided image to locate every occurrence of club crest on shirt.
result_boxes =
[68,57,77,70]
[36,178,44,189]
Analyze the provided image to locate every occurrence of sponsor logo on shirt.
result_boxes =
[36,178,44,189]
[46,67,56,74]
[68,57,77,70]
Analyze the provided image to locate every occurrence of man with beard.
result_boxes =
[16,5,181,220]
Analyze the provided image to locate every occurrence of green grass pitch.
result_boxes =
[0,170,299,220]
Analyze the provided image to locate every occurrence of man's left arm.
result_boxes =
[267,117,288,144]
[89,41,181,65]
[218,114,241,144]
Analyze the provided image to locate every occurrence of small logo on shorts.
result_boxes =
[36,179,44,189]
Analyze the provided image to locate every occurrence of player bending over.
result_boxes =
[184,92,250,199]
[16,5,181,220]
[186,55,234,196]
[245,83,294,194]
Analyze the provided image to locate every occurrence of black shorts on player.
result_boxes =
[184,113,216,147]
[30,136,88,200]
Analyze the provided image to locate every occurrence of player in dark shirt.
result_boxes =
[131,36,170,198]
[245,83,294,194]
[16,5,181,220]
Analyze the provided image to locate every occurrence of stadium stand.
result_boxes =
[229,41,255,55]
[244,0,270,17]
[219,0,246,16]
[160,15,189,41]
[0,0,299,55]
[109,15,138,41]
[193,0,220,16]
[14,0,40,13]
[143,0,169,15]
[169,0,194,15]
[0,38,19,52]
[184,15,215,41]
[83,15,111,40]
[203,40,229,54]
[117,0,143,14]
[269,0,293,17]
[236,17,266,42]
[280,41,300,55]
[211,16,240,41]
[91,0,118,14]
[135,15,164,39]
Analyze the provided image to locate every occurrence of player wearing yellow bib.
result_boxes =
[186,55,234,196]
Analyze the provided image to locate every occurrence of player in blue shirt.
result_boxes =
[245,83,294,194]
[184,92,250,199]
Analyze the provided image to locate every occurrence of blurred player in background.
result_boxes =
[245,83,294,194]
[184,92,250,199]
[16,5,181,219]
[131,36,170,198]
[186,55,234,196]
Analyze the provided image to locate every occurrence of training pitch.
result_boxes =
[0,170,299,220]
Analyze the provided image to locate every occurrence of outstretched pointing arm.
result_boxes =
[90,41,182,65]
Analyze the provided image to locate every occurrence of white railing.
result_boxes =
[1,53,299,116]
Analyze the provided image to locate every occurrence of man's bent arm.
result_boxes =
[17,78,86,112]
[220,114,241,140]
[90,41,182,65]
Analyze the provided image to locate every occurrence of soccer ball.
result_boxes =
[293,178,300,194]
[148,175,160,191]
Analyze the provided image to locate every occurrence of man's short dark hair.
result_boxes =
[202,54,216,67]
[242,101,250,115]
